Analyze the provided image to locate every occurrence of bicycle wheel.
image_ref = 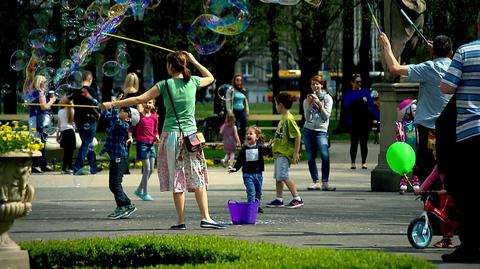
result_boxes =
[407,217,432,249]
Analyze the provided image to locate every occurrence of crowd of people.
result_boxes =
[21,13,480,262]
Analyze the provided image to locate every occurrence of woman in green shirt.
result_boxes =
[101,51,224,230]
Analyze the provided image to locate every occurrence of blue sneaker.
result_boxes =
[133,189,143,199]
[120,204,137,219]
[170,223,186,230]
[74,168,89,176]
[266,199,284,208]
[90,167,103,174]
[142,194,154,201]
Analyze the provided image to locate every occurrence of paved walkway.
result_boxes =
[9,142,478,268]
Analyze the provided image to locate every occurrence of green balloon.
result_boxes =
[386,142,416,175]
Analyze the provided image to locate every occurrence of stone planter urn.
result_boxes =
[0,150,40,268]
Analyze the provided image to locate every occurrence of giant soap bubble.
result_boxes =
[28,29,47,49]
[204,0,251,35]
[102,61,121,77]
[10,50,29,71]
[188,15,226,56]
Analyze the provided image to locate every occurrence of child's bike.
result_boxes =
[407,191,458,249]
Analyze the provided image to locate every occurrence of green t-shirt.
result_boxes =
[272,112,301,161]
[157,77,201,132]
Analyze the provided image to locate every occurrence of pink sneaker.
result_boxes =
[399,176,407,195]
[412,176,420,192]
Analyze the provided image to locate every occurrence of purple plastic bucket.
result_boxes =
[228,200,259,225]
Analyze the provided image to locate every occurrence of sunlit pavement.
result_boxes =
[11,141,478,268]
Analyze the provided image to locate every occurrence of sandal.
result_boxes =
[350,164,356,169]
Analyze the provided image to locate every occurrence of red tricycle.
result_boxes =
[407,191,458,249]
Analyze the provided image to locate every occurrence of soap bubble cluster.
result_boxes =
[188,0,251,55]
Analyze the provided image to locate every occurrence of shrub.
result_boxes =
[20,235,434,269]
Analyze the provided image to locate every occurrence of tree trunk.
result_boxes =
[0,0,20,114]
[125,19,146,92]
[359,0,372,88]
[336,0,355,134]
[268,6,280,114]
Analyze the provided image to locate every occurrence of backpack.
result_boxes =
[396,119,417,151]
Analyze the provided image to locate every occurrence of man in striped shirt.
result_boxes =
[439,12,480,264]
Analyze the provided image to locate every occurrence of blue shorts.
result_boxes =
[273,156,290,181]
[136,142,156,160]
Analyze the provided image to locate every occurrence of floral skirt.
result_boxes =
[157,131,209,193]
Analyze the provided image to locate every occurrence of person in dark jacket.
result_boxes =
[343,74,379,169]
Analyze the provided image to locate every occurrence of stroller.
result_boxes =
[407,191,458,249]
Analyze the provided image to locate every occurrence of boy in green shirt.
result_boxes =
[266,93,304,208]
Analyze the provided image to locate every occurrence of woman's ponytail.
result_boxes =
[182,67,191,82]
[167,52,191,82]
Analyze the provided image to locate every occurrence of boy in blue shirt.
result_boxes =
[100,106,140,219]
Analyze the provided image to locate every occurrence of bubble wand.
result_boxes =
[105,33,175,53]
[24,103,98,108]
[399,9,429,44]
[366,0,381,34]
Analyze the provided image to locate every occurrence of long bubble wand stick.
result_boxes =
[104,33,175,53]
[400,9,429,44]
[24,103,98,108]
[366,0,381,33]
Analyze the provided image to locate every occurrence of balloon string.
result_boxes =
[24,103,99,108]
[104,33,175,53]
[403,175,442,193]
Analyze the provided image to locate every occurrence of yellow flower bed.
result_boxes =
[0,121,44,153]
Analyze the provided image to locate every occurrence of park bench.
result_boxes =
[0,114,29,121]
[202,113,303,145]
[248,113,302,130]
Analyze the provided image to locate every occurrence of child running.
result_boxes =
[396,98,420,194]
[100,105,140,219]
[131,99,159,201]
[220,112,241,169]
[229,126,271,213]
[267,93,304,208]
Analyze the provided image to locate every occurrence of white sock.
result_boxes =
[293,196,301,201]
[276,197,283,202]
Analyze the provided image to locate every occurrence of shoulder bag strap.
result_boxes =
[164,79,183,134]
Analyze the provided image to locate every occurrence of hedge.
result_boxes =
[20,235,435,268]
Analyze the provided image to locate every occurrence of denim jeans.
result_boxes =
[243,173,263,202]
[74,121,98,172]
[109,158,131,207]
[302,128,330,182]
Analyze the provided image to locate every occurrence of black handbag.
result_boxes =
[164,80,205,152]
